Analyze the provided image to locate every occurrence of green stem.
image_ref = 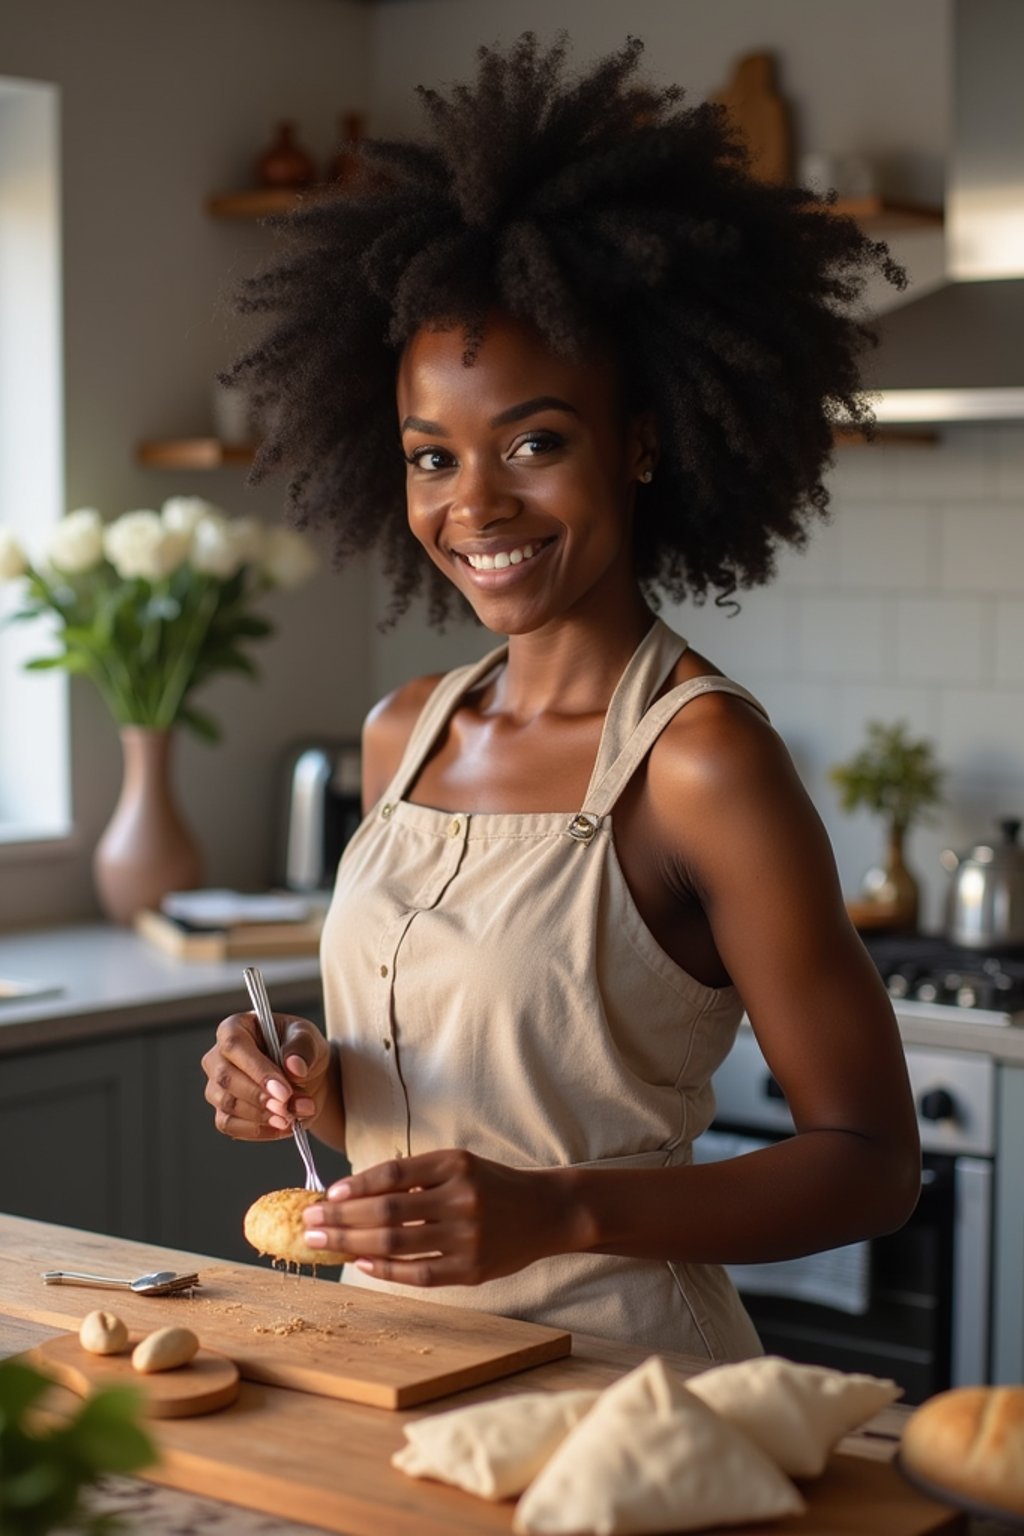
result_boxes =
[152,580,220,728]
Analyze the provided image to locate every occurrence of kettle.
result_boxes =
[941,817,1024,950]
[277,739,362,892]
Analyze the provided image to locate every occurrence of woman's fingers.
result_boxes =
[202,1011,323,1140]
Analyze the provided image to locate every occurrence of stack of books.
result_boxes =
[134,889,326,961]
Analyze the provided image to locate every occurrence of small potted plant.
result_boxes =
[830,720,944,931]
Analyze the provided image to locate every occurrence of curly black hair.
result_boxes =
[226,32,904,628]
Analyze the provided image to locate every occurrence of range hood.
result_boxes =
[859,0,1024,424]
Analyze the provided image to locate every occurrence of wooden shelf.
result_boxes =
[833,425,940,447]
[136,437,256,469]
[827,196,943,232]
[205,185,339,218]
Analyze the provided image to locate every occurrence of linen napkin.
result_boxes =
[391,1388,600,1500]
[684,1355,902,1477]
[512,1356,804,1535]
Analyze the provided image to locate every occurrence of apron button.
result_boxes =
[382,1037,392,1051]
[379,963,389,978]
[448,817,462,838]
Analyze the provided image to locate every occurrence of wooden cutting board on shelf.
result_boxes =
[2,1252,569,1409]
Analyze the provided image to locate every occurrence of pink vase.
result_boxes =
[93,728,202,925]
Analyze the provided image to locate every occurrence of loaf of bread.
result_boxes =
[900,1386,1024,1518]
[243,1187,351,1267]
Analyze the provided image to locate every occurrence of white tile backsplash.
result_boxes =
[697,425,1024,925]
[895,595,990,682]
[939,504,1024,592]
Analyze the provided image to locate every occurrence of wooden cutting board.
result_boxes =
[2,1248,569,1408]
[20,1362,965,1536]
[28,1331,239,1417]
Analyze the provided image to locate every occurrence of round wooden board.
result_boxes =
[30,1332,240,1417]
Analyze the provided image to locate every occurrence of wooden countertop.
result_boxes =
[1,1214,992,1536]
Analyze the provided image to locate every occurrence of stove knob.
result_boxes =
[918,1088,957,1123]
[956,984,978,1008]
[887,973,910,999]
[915,980,939,1003]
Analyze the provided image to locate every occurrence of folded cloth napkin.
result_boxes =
[391,1388,599,1500]
[512,1356,804,1535]
[684,1355,902,1477]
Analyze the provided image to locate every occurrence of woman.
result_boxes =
[203,35,920,1361]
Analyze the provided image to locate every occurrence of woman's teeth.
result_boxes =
[464,541,545,571]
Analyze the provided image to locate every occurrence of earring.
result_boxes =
[639,468,654,484]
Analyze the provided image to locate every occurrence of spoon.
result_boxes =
[42,1268,200,1295]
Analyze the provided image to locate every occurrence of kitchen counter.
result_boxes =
[3,921,1024,1063]
[0,923,322,1055]
[0,1214,998,1536]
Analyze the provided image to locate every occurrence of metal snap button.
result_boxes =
[380,803,393,820]
[566,812,598,843]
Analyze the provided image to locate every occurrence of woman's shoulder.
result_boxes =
[650,645,784,803]
[361,672,446,807]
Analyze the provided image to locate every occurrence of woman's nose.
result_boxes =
[449,460,518,528]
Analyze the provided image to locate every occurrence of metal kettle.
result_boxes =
[941,817,1024,949]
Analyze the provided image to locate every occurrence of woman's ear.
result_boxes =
[629,411,659,485]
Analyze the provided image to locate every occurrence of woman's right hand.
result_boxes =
[202,1011,333,1141]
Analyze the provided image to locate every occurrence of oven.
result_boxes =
[702,1025,995,1404]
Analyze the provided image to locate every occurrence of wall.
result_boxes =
[0,0,375,929]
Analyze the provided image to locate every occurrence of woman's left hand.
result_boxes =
[301,1148,574,1285]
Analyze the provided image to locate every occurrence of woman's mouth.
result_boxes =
[456,537,556,575]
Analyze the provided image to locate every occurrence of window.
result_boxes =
[0,76,70,847]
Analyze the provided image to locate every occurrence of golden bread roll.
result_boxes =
[243,1187,351,1267]
[900,1386,1024,1518]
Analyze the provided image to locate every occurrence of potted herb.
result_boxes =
[830,720,944,930]
[0,1356,155,1534]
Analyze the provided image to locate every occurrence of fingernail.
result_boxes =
[328,1181,351,1201]
[303,1206,324,1225]
[305,1230,327,1248]
[355,1258,374,1273]
[285,1055,307,1078]
[294,1097,316,1117]
[268,1114,290,1130]
[267,1079,289,1101]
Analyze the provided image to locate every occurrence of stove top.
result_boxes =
[862,934,1024,1024]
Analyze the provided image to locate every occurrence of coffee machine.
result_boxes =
[277,740,363,892]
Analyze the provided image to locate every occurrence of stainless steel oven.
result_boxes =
[702,1022,996,1405]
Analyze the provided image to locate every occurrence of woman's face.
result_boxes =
[396,312,654,636]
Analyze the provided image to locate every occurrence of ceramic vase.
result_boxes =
[93,727,202,925]
[255,121,315,188]
[859,822,919,931]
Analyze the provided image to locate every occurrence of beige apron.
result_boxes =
[321,617,766,1362]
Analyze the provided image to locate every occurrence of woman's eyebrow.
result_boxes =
[490,396,579,427]
[401,414,448,435]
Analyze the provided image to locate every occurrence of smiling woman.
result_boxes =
[202,33,921,1370]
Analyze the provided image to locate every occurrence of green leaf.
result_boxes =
[65,1386,155,1474]
[177,704,221,743]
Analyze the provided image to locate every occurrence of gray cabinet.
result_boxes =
[0,997,349,1264]
[993,1063,1024,1383]
[0,1036,149,1240]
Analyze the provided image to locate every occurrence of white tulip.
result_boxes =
[227,516,266,566]
[261,525,318,589]
[191,515,244,579]
[162,496,225,538]
[104,510,190,582]
[46,508,104,573]
[0,529,28,581]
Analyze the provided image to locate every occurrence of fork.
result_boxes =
[243,965,326,1193]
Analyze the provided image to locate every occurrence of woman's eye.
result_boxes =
[509,431,563,459]
[406,446,455,471]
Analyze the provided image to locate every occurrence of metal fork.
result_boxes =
[243,966,326,1193]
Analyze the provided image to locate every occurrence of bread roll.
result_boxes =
[243,1187,351,1267]
[900,1386,1024,1518]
